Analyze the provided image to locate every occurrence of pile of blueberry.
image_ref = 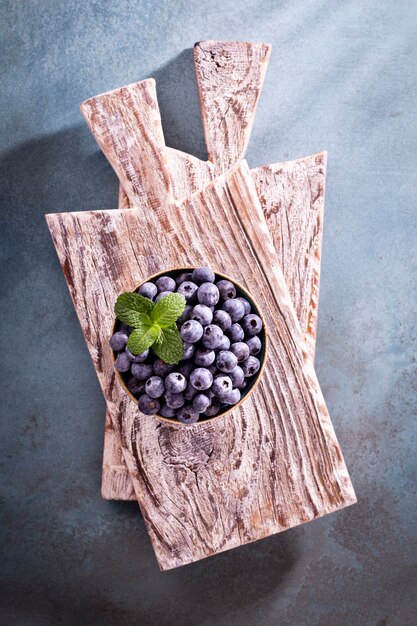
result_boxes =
[110,267,265,424]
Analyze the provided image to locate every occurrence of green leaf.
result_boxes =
[150,293,186,328]
[152,326,184,364]
[127,323,161,355]
[115,292,154,326]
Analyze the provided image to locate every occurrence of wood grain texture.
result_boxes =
[46,161,355,570]
[194,40,271,173]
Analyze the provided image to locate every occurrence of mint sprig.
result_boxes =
[114,290,186,364]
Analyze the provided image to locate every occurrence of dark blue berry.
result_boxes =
[155,290,172,303]
[242,314,263,336]
[227,323,244,343]
[131,363,153,380]
[192,393,211,413]
[203,397,221,417]
[138,394,160,415]
[125,347,149,362]
[177,280,198,302]
[145,376,165,398]
[138,282,157,300]
[222,298,245,322]
[194,348,216,367]
[119,323,132,335]
[177,304,193,325]
[216,279,236,300]
[159,403,176,418]
[165,391,185,409]
[190,367,213,391]
[114,351,130,372]
[218,334,231,350]
[176,271,192,286]
[153,359,175,377]
[216,350,238,373]
[178,361,195,378]
[184,384,198,401]
[229,366,245,387]
[241,356,261,377]
[127,377,146,396]
[177,405,200,424]
[191,304,213,326]
[155,275,176,292]
[246,336,262,356]
[192,266,215,285]
[236,297,251,315]
[180,319,204,343]
[197,283,220,307]
[201,324,223,349]
[212,375,233,398]
[213,309,232,331]
[182,342,195,360]
[165,372,187,393]
[109,332,128,351]
[223,388,241,405]
[230,342,250,363]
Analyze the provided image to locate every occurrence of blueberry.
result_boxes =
[138,282,157,300]
[207,363,218,376]
[176,271,192,286]
[155,290,172,302]
[165,391,185,409]
[178,361,195,378]
[197,282,220,307]
[165,372,187,393]
[218,334,231,350]
[125,347,149,362]
[246,336,262,356]
[216,279,236,301]
[184,384,198,401]
[213,309,232,331]
[177,405,200,424]
[241,356,261,377]
[201,324,223,349]
[153,359,175,377]
[118,323,132,335]
[127,377,146,396]
[212,375,233,398]
[229,366,245,387]
[177,280,199,302]
[192,393,211,413]
[223,388,241,405]
[191,304,213,326]
[155,275,176,292]
[177,304,193,325]
[131,363,153,380]
[145,376,165,398]
[216,350,238,373]
[222,298,245,322]
[194,348,216,367]
[159,403,177,418]
[180,319,204,343]
[138,394,160,415]
[192,266,215,285]
[114,351,130,372]
[182,342,195,360]
[227,323,244,343]
[236,297,251,315]
[242,314,263,337]
[230,342,250,363]
[109,332,128,351]
[190,367,213,391]
[203,397,221,417]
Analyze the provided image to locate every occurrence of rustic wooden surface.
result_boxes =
[46,160,356,570]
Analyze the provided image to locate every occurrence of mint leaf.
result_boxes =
[115,292,154,326]
[150,293,186,328]
[127,323,161,355]
[152,326,184,364]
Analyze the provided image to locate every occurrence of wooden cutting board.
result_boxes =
[46,160,356,570]
[81,41,327,500]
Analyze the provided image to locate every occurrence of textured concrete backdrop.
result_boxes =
[1,1,416,625]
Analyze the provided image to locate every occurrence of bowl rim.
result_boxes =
[112,266,268,426]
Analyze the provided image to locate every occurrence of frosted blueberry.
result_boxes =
[230,342,250,363]
[127,377,146,396]
[194,347,216,367]
[242,314,263,337]
[138,282,157,300]
[241,356,261,377]
[153,359,175,377]
[236,297,251,316]
[190,367,213,391]
[216,279,236,301]
[177,280,199,302]
[222,298,245,322]
[227,323,245,343]
[201,324,224,350]
[155,275,176,292]
[212,375,233,398]
[176,271,192,286]
[203,397,221,417]
[177,304,193,325]
[131,363,153,380]
[197,282,220,307]
[165,372,187,393]
[109,332,128,352]
[246,336,262,356]
[192,266,215,285]
[145,376,165,398]
[191,304,213,326]
[184,384,198,401]
[125,347,149,363]
[223,388,241,406]
[138,394,160,415]
[218,334,231,350]
[192,393,211,413]
[182,342,195,360]
[155,290,172,303]
[229,365,245,387]
[178,361,195,378]
[180,319,204,343]
[216,350,238,373]
[114,351,131,372]
[177,405,200,424]
[164,391,185,409]
[213,309,232,331]
[159,403,177,418]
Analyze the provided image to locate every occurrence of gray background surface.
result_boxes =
[1,1,416,624]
